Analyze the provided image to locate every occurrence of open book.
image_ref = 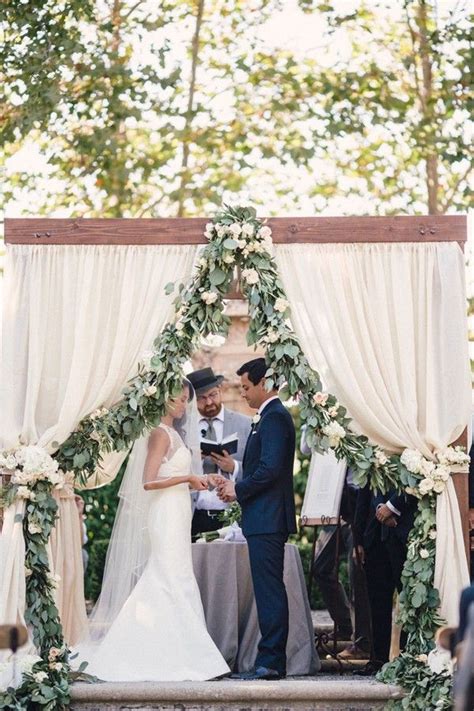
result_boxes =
[200,432,239,456]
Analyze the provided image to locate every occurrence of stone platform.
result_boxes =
[70,677,403,711]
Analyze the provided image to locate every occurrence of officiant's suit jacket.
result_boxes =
[220,408,252,480]
[236,398,296,536]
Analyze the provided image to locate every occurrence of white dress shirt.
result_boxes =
[195,407,239,511]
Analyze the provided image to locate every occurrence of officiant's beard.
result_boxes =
[199,401,221,418]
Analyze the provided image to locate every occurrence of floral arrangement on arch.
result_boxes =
[0,205,469,710]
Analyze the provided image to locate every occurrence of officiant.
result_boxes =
[187,367,252,537]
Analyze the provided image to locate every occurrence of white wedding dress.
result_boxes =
[77,425,229,681]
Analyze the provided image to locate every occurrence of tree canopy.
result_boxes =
[1,0,471,216]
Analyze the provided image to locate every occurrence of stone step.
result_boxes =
[71,678,403,711]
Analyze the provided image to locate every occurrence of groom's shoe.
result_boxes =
[231,666,286,681]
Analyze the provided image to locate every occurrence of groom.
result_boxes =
[216,357,296,680]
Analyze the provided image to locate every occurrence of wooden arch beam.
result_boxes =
[5,215,467,245]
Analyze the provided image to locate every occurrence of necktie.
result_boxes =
[203,418,218,474]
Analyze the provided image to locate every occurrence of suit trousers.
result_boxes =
[246,532,289,674]
[312,523,371,648]
[365,536,407,663]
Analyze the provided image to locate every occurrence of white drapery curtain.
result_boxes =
[1,244,197,645]
[276,242,471,625]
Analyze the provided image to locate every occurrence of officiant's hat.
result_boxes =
[187,367,224,395]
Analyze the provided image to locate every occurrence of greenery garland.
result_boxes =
[0,205,469,709]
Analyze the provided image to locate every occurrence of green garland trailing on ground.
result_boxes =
[0,205,469,709]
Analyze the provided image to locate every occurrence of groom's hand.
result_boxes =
[217,480,236,503]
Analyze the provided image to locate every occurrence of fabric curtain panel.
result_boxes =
[276,241,471,624]
[1,244,197,645]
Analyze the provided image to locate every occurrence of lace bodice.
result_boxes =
[157,424,191,479]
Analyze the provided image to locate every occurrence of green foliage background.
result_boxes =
[1,0,471,217]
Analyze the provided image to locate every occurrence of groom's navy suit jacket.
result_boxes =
[235,398,296,537]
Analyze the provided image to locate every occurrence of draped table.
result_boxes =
[191,541,319,675]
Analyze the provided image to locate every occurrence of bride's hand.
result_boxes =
[188,475,208,491]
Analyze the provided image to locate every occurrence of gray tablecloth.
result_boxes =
[192,541,320,675]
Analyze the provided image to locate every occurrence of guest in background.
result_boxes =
[187,367,252,537]
[352,483,417,675]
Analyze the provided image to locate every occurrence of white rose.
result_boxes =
[419,549,429,559]
[433,465,450,482]
[258,226,272,239]
[432,479,446,494]
[223,254,234,264]
[322,421,346,447]
[47,573,61,589]
[252,414,261,425]
[33,671,48,683]
[50,662,63,672]
[400,448,424,474]
[235,238,246,249]
[242,247,250,257]
[241,268,259,285]
[266,330,279,344]
[100,408,109,417]
[12,469,35,485]
[48,470,65,489]
[374,449,389,466]
[327,406,339,418]
[241,222,254,237]
[429,529,437,540]
[215,224,227,237]
[435,446,469,465]
[418,477,435,495]
[28,522,42,535]
[419,459,436,477]
[416,653,428,663]
[228,223,242,236]
[274,298,289,313]
[0,453,17,470]
[313,391,329,406]
[143,384,157,397]
[202,291,218,305]
[16,485,34,500]
[140,350,154,370]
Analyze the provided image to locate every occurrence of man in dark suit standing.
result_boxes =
[353,483,417,675]
[216,357,296,680]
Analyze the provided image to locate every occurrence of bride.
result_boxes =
[74,380,230,681]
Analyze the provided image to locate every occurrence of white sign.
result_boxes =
[301,450,347,523]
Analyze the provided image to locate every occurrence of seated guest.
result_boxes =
[187,367,252,537]
[353,482,417,675]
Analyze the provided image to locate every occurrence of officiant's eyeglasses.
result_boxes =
[197,389,220,403]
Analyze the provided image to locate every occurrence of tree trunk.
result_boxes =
[176,0,205,217]
[416,0,440,214]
